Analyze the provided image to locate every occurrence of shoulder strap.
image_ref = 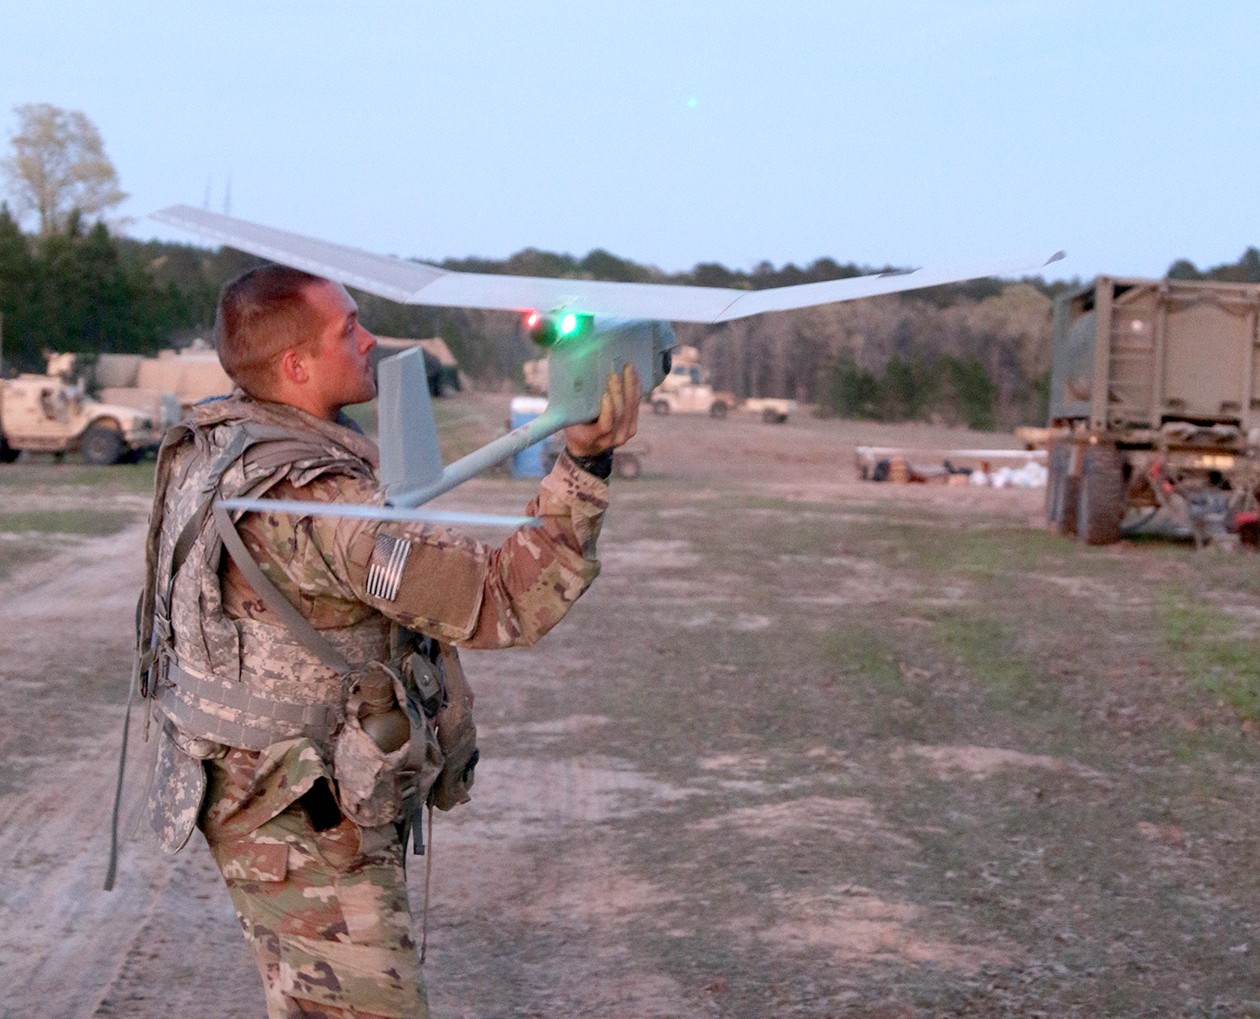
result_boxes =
[137,423,197,685]
[167,427,252,580]
[169,422,310,580]
[151,419,355,664]
[211,502,352,675]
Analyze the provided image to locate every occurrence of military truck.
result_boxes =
[1045,276,1260,545]
[0,363,165,465]
[648,345,795,422]
[649,362,739,418]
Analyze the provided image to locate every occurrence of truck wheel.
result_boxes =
[709,401,728,419]
[80,422,125,465]
[652,400,670,416]
[761,407,784,424]
[0,435,18,464]
[615,453,642,480]
[1076,443,1126,545]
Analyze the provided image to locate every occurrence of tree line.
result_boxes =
[7,210,1260,429]
[4,103,1260,430]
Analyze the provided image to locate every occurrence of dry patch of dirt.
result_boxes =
[904,744,1109,783]
[760,887,1004,972]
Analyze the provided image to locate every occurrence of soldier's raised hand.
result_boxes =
[563,364,641,458]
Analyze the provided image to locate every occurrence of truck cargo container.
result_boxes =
[1045,276,1260,545]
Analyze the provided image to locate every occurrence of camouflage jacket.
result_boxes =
[141,393,608,852]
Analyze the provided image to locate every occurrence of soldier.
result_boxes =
[132,264,639,1018]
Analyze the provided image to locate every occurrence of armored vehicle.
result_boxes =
[0,370,164,464]
[1045,276,1260,545]
[648,345,794,422]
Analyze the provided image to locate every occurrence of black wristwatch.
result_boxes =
[566,449,614,480]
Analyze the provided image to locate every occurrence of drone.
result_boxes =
[153,205,1063,525]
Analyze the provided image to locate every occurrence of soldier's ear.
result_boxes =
[278,347,310,385]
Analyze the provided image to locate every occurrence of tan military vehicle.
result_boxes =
[648,345,794,422]
[648,344,738,418]
[0,356,165,465]
[1045,276,1260,545]
[96,343,234,412]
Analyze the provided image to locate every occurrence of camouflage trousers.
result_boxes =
[207,805,428,1019]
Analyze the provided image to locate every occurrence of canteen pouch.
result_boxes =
[333,661,418,827]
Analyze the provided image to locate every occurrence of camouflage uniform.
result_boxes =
[138,393,608,1018]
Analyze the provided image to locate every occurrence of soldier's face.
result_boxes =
[304,281,378,411]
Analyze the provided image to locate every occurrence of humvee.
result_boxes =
[0,367,164,465]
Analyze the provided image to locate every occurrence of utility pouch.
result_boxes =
[332,662,415,827]
[397,645,478,812]
[428,645,478,812]
[398,651,447,805]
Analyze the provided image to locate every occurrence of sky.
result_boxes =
[1,1,1258,285]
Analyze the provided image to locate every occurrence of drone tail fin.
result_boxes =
[378,348,445,502]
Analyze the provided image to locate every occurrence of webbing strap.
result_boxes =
[420,800,434,963]
[211,503,351,675]
[160,422,332,647]
[103,647,141,891]
[156,660,342,751]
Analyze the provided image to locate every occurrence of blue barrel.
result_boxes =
[510,396,549,477]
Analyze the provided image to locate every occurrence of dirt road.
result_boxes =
[3,408,1255,1017]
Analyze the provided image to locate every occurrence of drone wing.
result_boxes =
[153,205,1063,322]
[153,204,1064,522]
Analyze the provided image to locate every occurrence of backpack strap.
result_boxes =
[160,422,313,626]
[210,502,352,675]
[145,423,275,687]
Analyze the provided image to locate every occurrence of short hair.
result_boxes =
[214,264,327,397]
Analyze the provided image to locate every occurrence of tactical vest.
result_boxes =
[137,395,390,850]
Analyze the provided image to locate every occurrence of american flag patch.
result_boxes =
[366,534,411,601]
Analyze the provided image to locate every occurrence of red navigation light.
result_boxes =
[525,309,558,346]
